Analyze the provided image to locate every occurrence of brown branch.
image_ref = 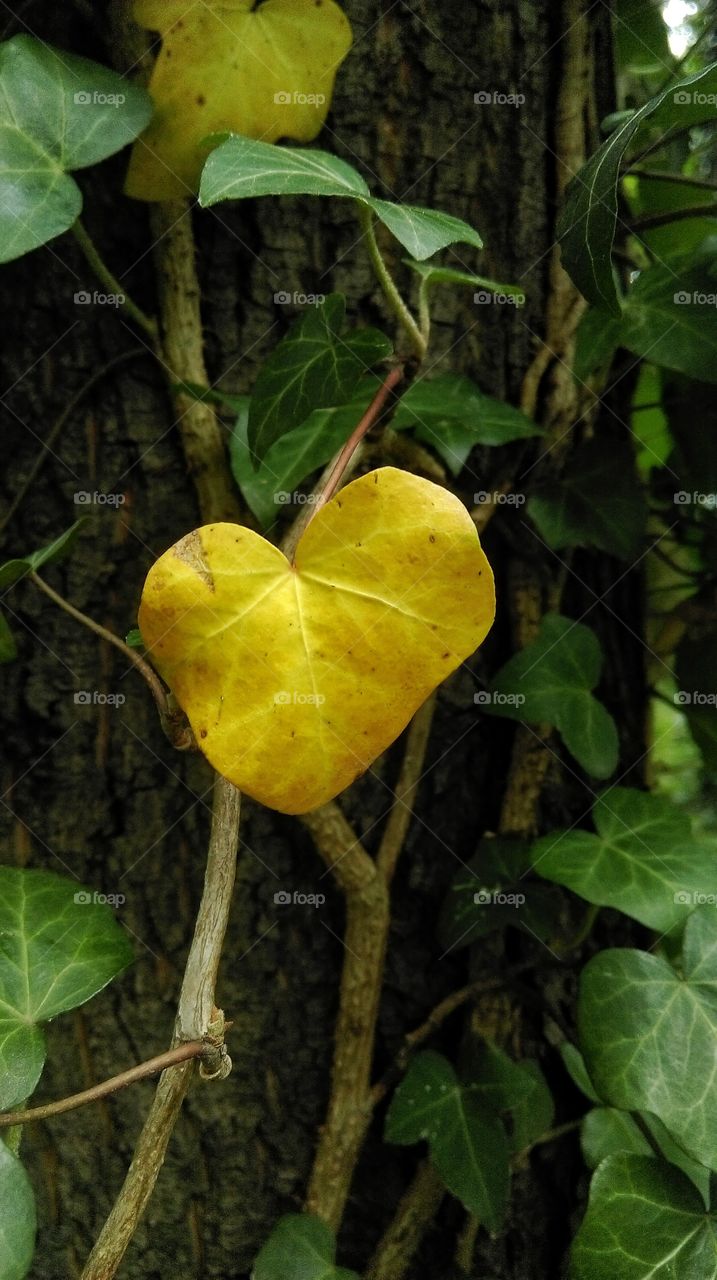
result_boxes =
[0,1042,205,1128]
[376,693,436,884]
[364,1160,445,1280]
[80,776,240,1280]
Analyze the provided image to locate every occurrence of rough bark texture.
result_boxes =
[0,3,636,1278]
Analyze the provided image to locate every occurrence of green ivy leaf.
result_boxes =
[403,259,524,300]
[0,1141,35,1280]
[557,62,717,313]
[0,868,133,1111]
[532,788,716,932]
[571,1155,717,1279]
[437,837,562,950]
[581,1108,711,1204]
[247,295,391,461]
[527,438,646,560]
[620,259,717,383]
[0,615,17,664]
[124,628,144,649]
[578,908,717,1169]
[560,1042,600,1103]
[616,0,672,74]
[253,1214,359,1280]
[230,381,381,526]
[0,35,152,263]
[0,518,89,589]
[466,1041,554,1154]
[385,1050,510,1232]
[392,373,541,476]
[486,613,619,779]
[199,135,483,260]
[572,307,622,382]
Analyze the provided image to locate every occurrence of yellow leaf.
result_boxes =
[138,468,495,814]
[126,0,353,201]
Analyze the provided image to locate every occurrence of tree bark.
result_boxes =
[0,3,633,1277]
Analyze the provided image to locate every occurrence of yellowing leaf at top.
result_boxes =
[139,468,495,814]
[126,0,352,200]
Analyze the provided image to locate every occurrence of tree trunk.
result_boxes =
[0,3,633,1277]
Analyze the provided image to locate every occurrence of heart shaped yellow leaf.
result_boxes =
[139,468,495,814]
[126,0,352,201]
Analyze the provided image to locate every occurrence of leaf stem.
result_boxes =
[629,203,716,233]
[625,167,717,192]
[80,776,241,1280]
[356,202,427,360]
[29,571,192,748]
[0,1042,206,1128]
[72,220,158,342]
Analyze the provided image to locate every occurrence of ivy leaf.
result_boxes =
[558,62,717,313]
[230,382,380,527]
[392,374,541,476]
[527,438,646,560]
[253,1214,359,1280]
[532,787,716,932]
[578,908,717,1169]
[199,135,483,260]
[0,615,17,664]
[466,1041,554,1153]
[0,35,151,262]
[126,0,352,200]
[571,1155,717,1279]
[403,259,524,300]
[363,199,483,260]
[437,837,562,950]
[581,1108,711,1204]
[486,613,619,779]
[248,294,391,461]
[560,1042,600,1103]
[139,468,495,815]
[385,1050,510,1232]
[0,519,89,589]
[0,868,133,1112]
[0,1141,35,1280]
[620,259,717,383]
[572,307,623,383]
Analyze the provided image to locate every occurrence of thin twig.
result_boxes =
[80,777,241,1280]
[356,202,426,359]
[377,693,436,884]
[0,349,147,536]
[0,1042,205,1128]
[72,220,158,342]
[365,1159,445,1280]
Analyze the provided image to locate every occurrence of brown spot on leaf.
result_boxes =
[173,530,215,590]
